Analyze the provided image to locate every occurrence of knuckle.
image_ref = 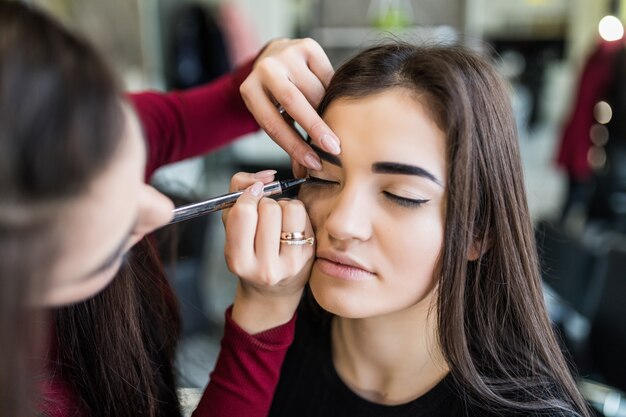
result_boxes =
[289,199,306,210]
[228,202,255,222]
[258,198,281,216]
[285,140,302,161]
[232,171,249,184]
[239,78,252,98]
[262,117,284,141]
[278,89,297,109]
[258,268,277,287]
[283,200,306,217]
[258,57,279,77]
[300,37,319,52]
[223,249,240,273]
[308,118,326,136]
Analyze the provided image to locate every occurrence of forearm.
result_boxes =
[191,306,295,417]
[231,282,303,334]
[128,58,260,180]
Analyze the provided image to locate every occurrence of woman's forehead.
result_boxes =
[321,90,447,177]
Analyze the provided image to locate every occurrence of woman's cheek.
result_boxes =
[298,188,322,230]
[297,186,314,209]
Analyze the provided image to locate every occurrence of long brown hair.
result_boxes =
[0,3,180,417]
[54,239,181,417]
[0,2,122,416]
[316,43,591,416]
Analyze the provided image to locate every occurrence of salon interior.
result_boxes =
[28,0,626,415]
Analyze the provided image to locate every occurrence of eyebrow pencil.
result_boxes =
[168,178,308,225]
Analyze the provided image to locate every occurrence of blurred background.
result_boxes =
[26,0,626,414]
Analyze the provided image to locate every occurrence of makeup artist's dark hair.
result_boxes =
[0,2,122,415]
[54,239,181,417]
[314,43,591,416]
[0,3,180,417]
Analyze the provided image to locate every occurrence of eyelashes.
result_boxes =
[382,191,430,208]
[304,176,430,208]
[304,176,339,186]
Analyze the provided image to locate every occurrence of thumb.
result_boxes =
[222,181,265,225]
[240,181,265,202]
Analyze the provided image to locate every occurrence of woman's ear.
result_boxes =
[467,238,490,261]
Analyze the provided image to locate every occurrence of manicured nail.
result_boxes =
[320,134,341,154]
[304,152,323,171]
[249,181,264,197]
[253,169,277,179]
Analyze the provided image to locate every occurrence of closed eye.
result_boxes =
[304,176,340,186]
[382,191,430,208]
[304,176,429,208]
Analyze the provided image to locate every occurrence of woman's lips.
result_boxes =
[315,257,375,281]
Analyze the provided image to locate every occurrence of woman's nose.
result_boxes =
[132,185,174,240]
[324,185,372,244]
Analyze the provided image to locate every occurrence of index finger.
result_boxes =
[242,86,324,172]
[271,80,340,157]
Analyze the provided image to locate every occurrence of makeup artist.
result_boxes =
[0,2,336,417]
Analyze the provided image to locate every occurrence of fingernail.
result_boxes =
[249,181,264,197]
[304,153,322,171]
[253,169,277,179]
[320,134,341,154]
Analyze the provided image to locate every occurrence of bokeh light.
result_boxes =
[599,15,624,41]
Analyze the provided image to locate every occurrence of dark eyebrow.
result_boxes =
[84,217,138,279]
[310,143,342,167]
[372,162,443,187]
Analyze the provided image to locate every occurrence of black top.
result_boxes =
[268,309,494,417]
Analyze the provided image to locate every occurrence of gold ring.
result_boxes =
[280,231,306,240]
[279,237,314,246]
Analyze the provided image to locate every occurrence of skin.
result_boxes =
[35,38,337,319]
[39,105,174,306]
[241,38,340,177]
[297,88,451,404]
[222,174,314,334]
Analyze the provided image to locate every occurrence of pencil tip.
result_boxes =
[280,177,308,190]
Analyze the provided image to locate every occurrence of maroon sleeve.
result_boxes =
[128,59,260,180]
[192,306,295,417]
[556,41,620,181]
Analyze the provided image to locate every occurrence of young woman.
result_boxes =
[0,2,335,417]
[224,43,592,416]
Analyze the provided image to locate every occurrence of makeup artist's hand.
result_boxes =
[222,171,314,334]
[241,38,339,178]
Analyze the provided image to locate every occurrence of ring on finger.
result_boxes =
[280,237,314,246]
[280,230,314,246]
[280,231,306,240]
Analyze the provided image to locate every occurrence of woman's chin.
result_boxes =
[309,273,369,319]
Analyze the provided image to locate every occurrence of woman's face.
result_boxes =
[300,88,447,318]
[37,105,174,306]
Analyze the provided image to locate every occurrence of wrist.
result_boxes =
[231,283,302,334]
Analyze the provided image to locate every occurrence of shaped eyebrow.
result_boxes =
[310,143,342,167]
[372,162,443,187]
[309,143,442,187]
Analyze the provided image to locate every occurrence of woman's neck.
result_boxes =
[331,292,449,405]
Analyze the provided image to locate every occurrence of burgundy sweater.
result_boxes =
[41,60,297,417]
[556,40,622,181]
